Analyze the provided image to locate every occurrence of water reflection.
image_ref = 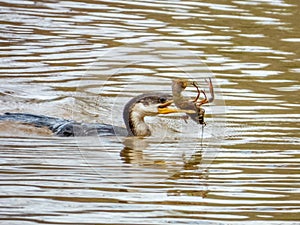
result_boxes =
[76,132,217,186]
[0,0,299,224]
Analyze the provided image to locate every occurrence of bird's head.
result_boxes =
[129,94,181,116]
[123,93,192,136]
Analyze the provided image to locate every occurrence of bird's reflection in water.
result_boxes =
[120,137,183,171]
[120,137,149,164]
[120,136,210,198]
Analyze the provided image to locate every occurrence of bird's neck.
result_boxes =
[123,97,153,137]
[128,111,151,136]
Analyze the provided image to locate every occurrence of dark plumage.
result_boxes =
[0,93,188,137]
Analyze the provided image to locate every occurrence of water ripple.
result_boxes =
[0,0,299,224]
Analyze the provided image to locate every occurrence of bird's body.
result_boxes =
[0,112,126,137]
[0,93,191,137]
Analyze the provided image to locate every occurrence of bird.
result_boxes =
[0,93,192,137]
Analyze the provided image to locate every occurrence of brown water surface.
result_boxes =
[0,0,299,224]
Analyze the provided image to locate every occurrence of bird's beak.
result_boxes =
[158,100,195,114]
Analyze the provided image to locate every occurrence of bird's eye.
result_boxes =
[158,97,167,103]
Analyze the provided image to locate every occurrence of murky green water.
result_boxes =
[0,0,299,224]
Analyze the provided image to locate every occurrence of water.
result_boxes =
[0,0,299,224]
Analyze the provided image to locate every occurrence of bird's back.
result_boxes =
[0,113,127,137]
